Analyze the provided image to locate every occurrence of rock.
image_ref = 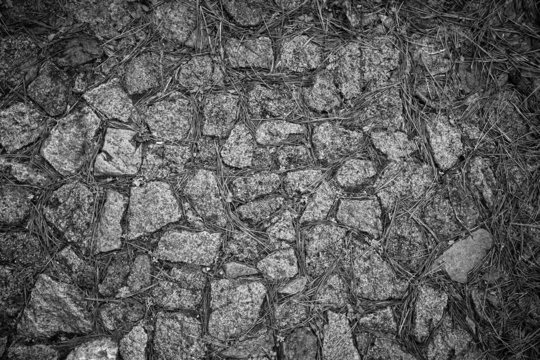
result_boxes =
[46,246,94,288]
[27,62,69,116]
[124,53,160,95]
[362,36,399,88]
[435,229,493,283]
[0,102,46,152]
[0,34,39,87]
[283,327,318,360]
[426,115,463,170]
[127,181,181,239]
[237,196,283,223]
[0,231,41,267]
[323,311,360,360]
[300,181,336,223]
[276,145,312,170]
[66,337,118,360]
[95,189,127,253]
[223,0,270,26]
[358,87,403,130]
[202,93,239,137]
[467,157,496,207]
[358,336,416,360]
[257,248,298,280]
[153,0,197,45]
[55,36,102,67]
[154,312,205,359]
[44,182,96,248]
[267,210,297,242]
[275,297,309,329]
[221,123,255,168]
[151,267,205,311]
[278,276,307,295]
[220,328,275,359]
[127,255,152,293]
[284,169,323,194]
[315,274,347,308]
[335,159,377,188]
[83,78,135,122]
[248,85,297,119]
[414,285,447,342]
[98,253,130,297]
[0,186,31,225]
[312,122,364,163]
[280,35,322,72]
[328,42,363,99]
[177,55,224,91]
[99,302,144,331]
[40,106,100,175]
[18,274,92,337]
[155,230,221,266]
[0,158,52,186]
[427,317,472,360]
[304,223,347,277]
[224,262,259,278]
[94,128,141,176]
[6,344,59,360]
[225,37,273,69]
[232,172,281,201]
[144,94,192,142]
[225,231,260,262]
[304,70,341,112]
[184,169,227,227]
[371,131,416,160]
[358,307,397,334]
[386,216,429,272]
[120,324,147,360]
[337,198,382,237]
[412,35,452,75]
[256,120,306,145]
[141,143,191,180]
[209,279,266,340]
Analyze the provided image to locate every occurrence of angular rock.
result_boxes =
[329,42,363,100]
[237,196,283,223]
[98,253,130,297]
[414,285,448,342]
[225,231,260,261]
[220,328,275,359]
[55,36,102,67]
[427,317,472,360]
[371,131,416,160]
[335,159,376,188]
[232,172,281,201]
[248,85,297,119]
[284,169,323,194]
[141,143,190,180]
[152,267,205,311]
[154,312,205,359]
[267,210,297,242]
[144,94,192,142]
[177,56,224,91]
[337,198,382,237]
[257,248,298,280]
[153,1,197,45]
[127,181,181,239]
[221,123,255,168]
[209,279,266,340]
[435,229,493,283]
[83,78,135,122]
[223,0,270,26]
[7,344,58,360]
[362,36,400,88]
[94,128,141,176]
[386,215,429,272]
[184,169,227,227]
[40,106,100,175]
[27,62,69,116]
[276,145,312,170]
[18,274,92,337]
[358,336,416,360]
[315,274,347,308]
[358,307,397,334]
[225,37,273,69]
[283,327,318,360]
[202,93,239,137]
[120,324,147,360]
[312,122,364,163]
[278,276,307,295]
[0,158,52,186]
[156,230,221,266]
[46,246,94,288]
[0,102,46,152]
[124,53,160,95]
[0,34,39,87]
[224,262,259,278]
[99,302,144,331]
[0,186,31,225]
[304,223,347,277]
[127,254,152,293]
[467,157,496,207]
[358,87,403,130]
[300,181,336,223]
[280,35,322,72]
[66,337,117,360]
[95,189,127,253]
[426,115,463,170]
[0,231,41,267]
[323,311,360,360]
[256,120,305,145]
[304,70,341,112]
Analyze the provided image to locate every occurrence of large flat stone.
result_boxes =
[202,93,239,137]
[83,78,135,122]
[144,94,192,142]
[154,312,205,360]
[221,123,255,169]
[155,230,221,266]
[65,337,118,360]
[336,198,382,237]
[94,128,142,176]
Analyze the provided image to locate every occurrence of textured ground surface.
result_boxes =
[1,0,539,359]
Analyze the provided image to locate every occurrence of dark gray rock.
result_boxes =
[98,253,130,297]
[283,327,317,360]
[427,317,472,360]
[154,312,205,360]
[99,301,144,331]
[0,102,46,152]
[27,62,69,116]
[337,198,382,237]
[124,53,160,95]
[0,34,39,87]
[7,344,58,360]
[223,0,271,26]
[177,56,224,91]
[0,158,52,186]
[248,85,297,119]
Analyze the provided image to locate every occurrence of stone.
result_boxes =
[6,344,58,360]
[315,274,347,308]
[209,279,266,340]
[412,35,452,75]
[27,62,68,116]
[386,216,429,272]
[267,210,297,242]
[304,223,347,277]
[83,78,135,122]
[359,336,416,360]
[120,324,147,360]
[221,123,255,168]
[99,302,144,331]
[362,36,400,88]
[283,327,318,360]
[248,85,297,119]
[275,298,309,329]
[0,158,52,186]
[467,157,496,207]
[426,115,463,170]
[257,248,298,280]
[225,37,273,69]
[300,181,336,223]
[0,186,31,225]
[153,0,197,45]
[280,35,322,72]
[312,122,364,163]
[0,231,41,267]
[141,144,190,180]
[223,0,270,26]
[224,262,259,278]
[0,34,39,87]
[284,169,323,194]
[231,172,281,201]
[66,337,117,360]
[337,198,382,237]
[94,128,142,176]
[335,159,377,188]
[323,311,360,360]
[220,328,275,359]
[40,106,100,175]
[371,131,416,160]
[127,255,152,292]
[95,189,127,253]
[18,274,92,337]
[414,285,448,342]
[44,182,96,247]
[225,231,260,261]
[98,253,130,297]
[328,42,363,99]
[127,181,181,239]
[151,267,205,311]
[184,169,227,227]
[144,94,192,142]
[276,145,312,170]
[124,53,160,95]
[358,307,397,334]
[156,230,221,266]
[358,87,404,130]
[55,36,102,67]
[256,120,306,145]
[237,196,283,223]
[154,312,205,359]
[435,229,493,283]
[0,102,46,152]
[427,317,472,360]
[47,246,94,288]
[278,276,307,295]
[202,93,239,137]
[304,70,341,112]
[177,56,224,91]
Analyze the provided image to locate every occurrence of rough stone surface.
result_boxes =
[414,285,448,342]
[40,106,100,175]
[120,324,147,360]
[221,123,255,168]
[225,37,273,69]
[358,336,416,360]
[283,327,318,360]
[386,215,429,272]
[362,36,400,88]
[94,128,142,176]
[278,277,307,295]
[141,144,191,180]
[300,181,336,223]
[151,267,205,311]
[18,274,92,337]
[98,253,130,297]
[0,186,31,225]
[371,131,416,160]
[248,85,297,119]
[232,172,281,201]
[329,42,363,99]
[323,311,361,360]
[223,0,270,26]
[6,344,59,360]
[99,302,144,331]
[225,231,260,262]
[276,145,312,170]
[427,317,472,360]
[156,230,221,266]
[27,62,68,116]
[312,122,364,163]
[124,53,160,95]
[275,297,309,329]
[0,158,52,186]
[177,56,224,91]
[154,312,205,360]
[358,307,397,334]
[220,328,275,359]
[46,246,94,288]
[202,93,239,137]
[0,34,39,87]
[304,223,347,277]
[284,169,323,194]
[256,120,305,145]
[209,279,266,340]
[237,196,283,223]
[335,159,377,188]
[144,95,192,142]
[83,78,134,122]
[267,210,297,242]
[127,255,152,293]
[0,102,46,152]
[427,115,463,170]
[153,1,197,45]
[358,87,404,130]
[257,248,298,280]
[184,169,226,227]
[281,35,322,72]
[467,157,496,207]
[315,274,347,308]
[304,70,341,112]
[337,198,382,237]
[127,181,181,239]
[95,189,127,253]
[435,229,493,283]
[224,262,259,278]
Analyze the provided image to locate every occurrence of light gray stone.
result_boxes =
[427,115,463,170]
[280,35,322,72]
[202,93,239,137]
[155,230,221,266]
[154,312,205,360]
[231,172,281,201]
[278,276,307,295]
[304,223,347,277]
[98,302,144,331]
[371,131,416,160]
[335,159,377,188]
[221,123,255,168]
[184,169,227,227]
[358,307,397,334]
[237,196,283,223]
[141,143,191,180]
[127,254,152,293]
[151,267,205,311]
[304,70,341,112]
[257,248,298,280]
[414,285,448,342]
[223,0,270,26]
[83,78,134,122]
[323,311,360,360]
[315,274,347,308]
[153,1,197,45]
[328,42,363,100]
[267,210,296,242]
[0,102,46,152]
[226,37,273,69]
[124,53,160,95]
[144,94,192,142]
[95,189,127,253]
[0,186,31,225]
[224,262,259,278]
[300,181,336,223]
[337,198,382,237]
[177,55,224,91]
[120,324,147,360]
[256,120,305,145]
[285,169,323,194]
[312,122,364,163]
[94,128,142,176]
